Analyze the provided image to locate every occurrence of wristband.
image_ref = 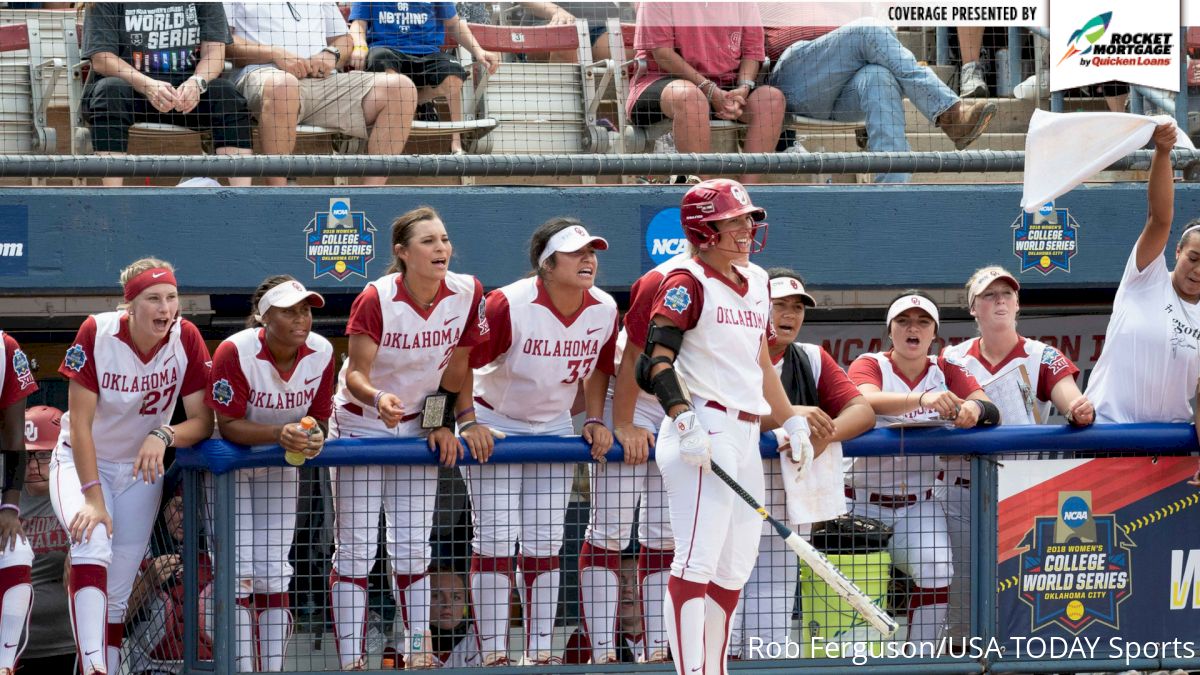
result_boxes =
[583,417,605,429]
[353,44,368,52]
[459,421,479,433]
[917,391,928,408]
[160,425,176,446]
[373,390,388,411]
[0,504,18,517]
[80,479,101,494]
[455,406,476,421]
[149,428,173,449]
[738,78,757,91]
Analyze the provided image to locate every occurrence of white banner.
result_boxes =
[1049,1,1180,92]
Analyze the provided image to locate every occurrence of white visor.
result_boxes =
[537,225,609,268]
[966,268,1020,307]
[256,280,325,321]
[886,294,939,328]
[768,277,816,307]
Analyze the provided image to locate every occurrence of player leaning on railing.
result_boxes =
[206,275,334,672]
[51,258,213,675]
[637,179,824,675]
[327,206,492,670]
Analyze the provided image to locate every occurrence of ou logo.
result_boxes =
[23,419,36,443]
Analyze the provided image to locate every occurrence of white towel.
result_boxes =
[1020,109,1194,213]
[774,428,849,526]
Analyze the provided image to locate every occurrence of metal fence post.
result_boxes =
[211,470,236,675]
[182,468,205,671]
[971,454,998,650]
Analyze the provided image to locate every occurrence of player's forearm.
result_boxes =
[170,396,215,448]
[830,400,876,442]
[860,390,924,416]
[583,371,609,420]
[611,343,641,427]
[192,41,226,82]
[218,417,286,447]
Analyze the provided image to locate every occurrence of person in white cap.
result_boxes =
[52,257,214,675]
[327,206,493,670]
[939,265,1092,638]
[206,274,334,671]
[639,179,823,675]
[465,217,617,666]
[729,268,874,660]
[1085,122,1200,483]
[847,289,999,646]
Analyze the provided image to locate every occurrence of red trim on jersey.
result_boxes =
[207,340,251,419]
[179,320,212,397]
[532,278,602,328]
[937,354,984,399]
[345,284,384,344]
[651,270,704,332]
[848,351,982,399]
[882,351,933,391]
[0,333,36,409]
[115,314,174,364]
[457,277,490,349]
[681,476,704,572]
[964,336,1079,401]
[393,275,455,321]
[624,270,666,347]
[816,348,862,416]
[596,314,619,376]
[253,328,317,383]
[59,316,100,392]
[694,256,750,297]
[309,355,336,421]
[468,291,512,369]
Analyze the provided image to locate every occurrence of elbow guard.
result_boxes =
[635,323,686,394]
[974,399,1001,427]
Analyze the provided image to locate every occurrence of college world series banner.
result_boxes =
[998,457,1200,647]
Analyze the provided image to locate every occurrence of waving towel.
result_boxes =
[1021,109,1194,213]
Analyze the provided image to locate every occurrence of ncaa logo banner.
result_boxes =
[1050,2,1179,92]
[305,198,376,281]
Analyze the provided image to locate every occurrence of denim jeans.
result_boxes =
[768,19,959,183]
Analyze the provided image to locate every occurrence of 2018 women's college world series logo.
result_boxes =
[305,198,376,281]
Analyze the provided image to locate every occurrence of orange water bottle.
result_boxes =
[285,417,317,466]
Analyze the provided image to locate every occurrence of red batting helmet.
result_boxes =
[679,179,768,252]
[24,405,62,451]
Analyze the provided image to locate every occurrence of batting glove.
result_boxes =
[673,410,711,473]
[782,415,814,473]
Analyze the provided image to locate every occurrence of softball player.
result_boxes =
[579,254,689,665]
[847,290,998,645]
[0,332,37,675]
[329,207,492,670]
[940,266,1092,638]
[640,179,819,675]
[465,218,617,666]
[207,276,334,671]
[52,258,213,675]
[731,269,874,658]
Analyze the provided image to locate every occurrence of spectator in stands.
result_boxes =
[732,268,873,659]
[519,2,625,62]
[956,28,987,97]
[16,407,75,674]
[349,1,500,156]
[81,2,253,187]
[627,2,785,184]
[761,6,997,183]
[847,291,998,647]
[224,2,417,186]
[1084,123,1200,481]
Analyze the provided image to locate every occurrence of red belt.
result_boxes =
[341,402,420,423]
[936,470,970,488]
[703,400,760,424]
[845,487,932,509]
[474,396,494,411]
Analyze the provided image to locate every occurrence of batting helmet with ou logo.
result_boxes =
[679,179,768,252]
[24,405,62,451]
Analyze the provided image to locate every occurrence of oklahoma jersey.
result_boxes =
[57,312,210,462]
[336,271,488,419]
[942,337,1077,426]
[847,351,982,494]
[650,258,771,416]
[470,277,618,424]
[0,331,37,410]
[208,327,337,428]
[620,255,691,428]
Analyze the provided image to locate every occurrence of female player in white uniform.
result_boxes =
[52,258,213,675]
[940,266,1093,638]
[578,254,688,665]
[1083,122,1200,480]
[329,206,492,670]
[639,179,819,675]
[847,290,998,645]
[731,269,874,659]
[465,218,617,666]
[0,330,37,675]
[207,276,335,671]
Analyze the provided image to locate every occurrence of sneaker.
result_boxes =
[1013,74,1050,101]
[643,649,670,663]
[959,61,988,98]
[937,100,998,150]
[522,653,564,665]
[482,654,512,667]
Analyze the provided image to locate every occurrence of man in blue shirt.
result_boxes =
[350,2,499,154]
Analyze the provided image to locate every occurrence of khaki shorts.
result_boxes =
[238,68,376,139]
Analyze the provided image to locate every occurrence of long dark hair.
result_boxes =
[386,206,442,275]
[246,274,295,328]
